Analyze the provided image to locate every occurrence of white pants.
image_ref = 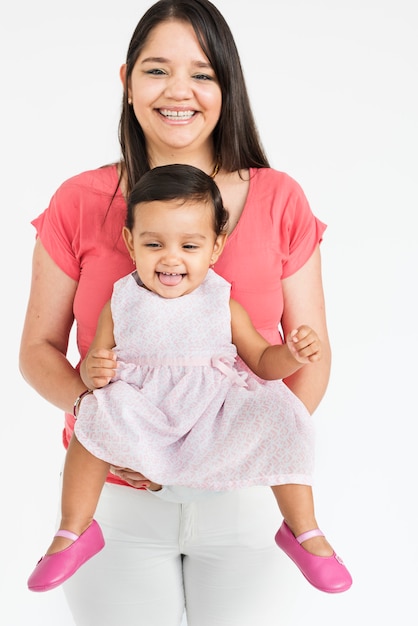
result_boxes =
[63,483,287,625]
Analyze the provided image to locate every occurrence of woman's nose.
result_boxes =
[164,73,192,99]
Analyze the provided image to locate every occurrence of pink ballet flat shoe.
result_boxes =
[275,521,352,593]
[27,519,105,592]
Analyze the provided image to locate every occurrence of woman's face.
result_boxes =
[123,20,222,161]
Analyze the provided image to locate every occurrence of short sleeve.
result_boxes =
[278,176,327,278]
[32,180,83,281]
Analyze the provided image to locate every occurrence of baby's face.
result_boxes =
[123,198,225,298]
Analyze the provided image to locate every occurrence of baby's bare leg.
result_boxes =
[46,434,109,555]
[272,484,333,556]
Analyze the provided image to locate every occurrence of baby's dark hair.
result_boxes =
[126,164,229,236]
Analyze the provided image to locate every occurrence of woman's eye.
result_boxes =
[193,73,213,81]
[146,68,166,76]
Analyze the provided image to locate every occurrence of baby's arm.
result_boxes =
[80,300,117,390]
[230,299,321,381]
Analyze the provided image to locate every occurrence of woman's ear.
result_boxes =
[120,64,132,101]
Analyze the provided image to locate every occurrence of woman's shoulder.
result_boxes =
[250,167,305,194]
[246,167,311,218]
[55,163,120,197]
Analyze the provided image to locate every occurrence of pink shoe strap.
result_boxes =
[55,529,80,541]
[296,528,324,544]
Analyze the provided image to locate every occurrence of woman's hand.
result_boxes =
[110,466,162,491]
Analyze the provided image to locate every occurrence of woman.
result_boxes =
[20,1,331,624]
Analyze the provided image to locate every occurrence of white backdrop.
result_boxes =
[1,1,417,624]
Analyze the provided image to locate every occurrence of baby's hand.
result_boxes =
[84,348,117,388]
[286,325,322,364]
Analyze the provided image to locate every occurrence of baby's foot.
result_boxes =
[46,523,91,555]
[275,521,352,593]
[284,520,334,556]
[27,520,105,592]
[298,533,334,557]
[45,535,74,555]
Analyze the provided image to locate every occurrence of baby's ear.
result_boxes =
[122,226,135,259]
[211,232,228,263]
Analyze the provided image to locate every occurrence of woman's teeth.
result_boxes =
[159,109,195,120]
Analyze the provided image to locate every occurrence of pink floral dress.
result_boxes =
[75,269,314,490]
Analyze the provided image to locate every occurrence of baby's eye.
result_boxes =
[183,244,199,250]
[145,242,161,248]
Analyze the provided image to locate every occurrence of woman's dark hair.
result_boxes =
[119,0,269,195]
[126,164,229,236]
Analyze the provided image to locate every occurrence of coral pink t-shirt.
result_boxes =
[32,164,326,485]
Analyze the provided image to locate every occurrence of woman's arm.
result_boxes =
[19,239,86,414]
[281,246,332,414]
